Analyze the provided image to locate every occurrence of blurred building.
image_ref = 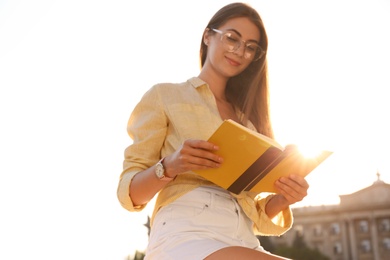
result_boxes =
[269,173,390,260]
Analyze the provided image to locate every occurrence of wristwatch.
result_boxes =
[155,158,174,181]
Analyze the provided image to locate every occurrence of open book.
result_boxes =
[195,119,332,194]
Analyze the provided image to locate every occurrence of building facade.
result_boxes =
[268,175,390,260]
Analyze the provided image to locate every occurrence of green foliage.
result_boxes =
[274,246,329,260]
[292,232,307,248]
[144,216,151,237]
[258,232,330,260]
[257,236,276,252]
[133,250,145,260]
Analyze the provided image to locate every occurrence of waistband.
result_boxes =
[176,186,238,211]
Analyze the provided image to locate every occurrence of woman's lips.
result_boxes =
[226,56,241,66]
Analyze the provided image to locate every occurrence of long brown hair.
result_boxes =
[200,2,274,138]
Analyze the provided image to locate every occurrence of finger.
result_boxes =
[278,188,303,204]
[279,176,308,194]
[185,139,219,151]
[275,178,307,203]
[178,153,222,168]
[289,174,309,189]
[182,140,223,163]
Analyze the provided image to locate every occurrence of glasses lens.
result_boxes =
[222,32,240,52]
[244,43,257,59]
[246,43,264,61]
[221,31,265,61]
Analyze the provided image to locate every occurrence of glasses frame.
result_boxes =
[211,28,265,61]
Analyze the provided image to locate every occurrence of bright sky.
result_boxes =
[1,0,389,259]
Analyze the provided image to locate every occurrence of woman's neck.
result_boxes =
[198,71,228,102]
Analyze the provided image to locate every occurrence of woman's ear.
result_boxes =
[203,28,210,46]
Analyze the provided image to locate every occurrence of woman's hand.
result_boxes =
[265,175,309,218]
[163,139,223,178]
[274,174,309,205]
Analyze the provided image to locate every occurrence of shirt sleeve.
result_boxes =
[253,194,293,236]
[235,192,293,236]
[117,85,168,212]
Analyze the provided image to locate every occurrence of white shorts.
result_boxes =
[145,186,266,260]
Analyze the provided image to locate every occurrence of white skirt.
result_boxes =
[145,186,267,260]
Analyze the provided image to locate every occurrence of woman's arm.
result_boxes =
[129,139,223,206]
[129,164,172,206]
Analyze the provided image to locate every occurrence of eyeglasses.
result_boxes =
[211,28,265,61]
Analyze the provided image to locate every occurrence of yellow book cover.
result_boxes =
[194,119,332,194]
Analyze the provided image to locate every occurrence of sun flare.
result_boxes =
[296,143,329,159]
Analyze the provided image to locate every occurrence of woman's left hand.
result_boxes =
[274,174,309,205]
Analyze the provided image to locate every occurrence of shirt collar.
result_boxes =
[187,77,256,131]
[188,77,207,89]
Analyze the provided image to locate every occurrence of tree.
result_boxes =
[133,250,145,260]
[257,235,276,252]
[259,232,330,260]
[144,216,151,237]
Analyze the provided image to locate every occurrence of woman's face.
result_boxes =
[204,17,261,78]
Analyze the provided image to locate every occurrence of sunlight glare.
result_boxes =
[296,143,329,159]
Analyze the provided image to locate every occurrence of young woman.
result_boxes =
[117,3,309,259]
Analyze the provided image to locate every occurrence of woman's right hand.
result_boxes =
[163,139,223,178]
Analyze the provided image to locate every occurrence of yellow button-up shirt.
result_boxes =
[117,77,292,236]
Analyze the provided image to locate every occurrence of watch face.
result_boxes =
[156,163,164,178]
